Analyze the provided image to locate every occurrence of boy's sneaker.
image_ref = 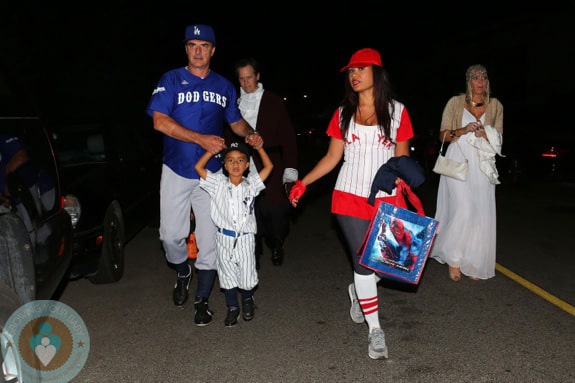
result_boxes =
[224,307,240,327]
[194,297,213,326]
[368,328,389,359]
[173,265,192,308]
[348,283,365,324]
[242,297,255,321]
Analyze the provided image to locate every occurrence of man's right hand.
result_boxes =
[201,135,226,155]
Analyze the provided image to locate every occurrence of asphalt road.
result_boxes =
[61,178,575,383]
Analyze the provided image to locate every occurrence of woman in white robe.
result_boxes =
[430,64,504,281]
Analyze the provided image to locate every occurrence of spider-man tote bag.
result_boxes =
[359,183,439,284]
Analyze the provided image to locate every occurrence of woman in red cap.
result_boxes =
[288,48,415,359]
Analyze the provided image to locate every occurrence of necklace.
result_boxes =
[471,100,484,107]
[356,107,376,125]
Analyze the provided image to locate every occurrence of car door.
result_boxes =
[0,119,74,302]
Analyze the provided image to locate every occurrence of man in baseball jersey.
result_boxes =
[146,24,263,326]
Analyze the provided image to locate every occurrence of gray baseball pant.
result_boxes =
[159,164,217,270]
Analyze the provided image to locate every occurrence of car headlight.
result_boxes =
[63,194,81,228]
[1,329,22,382]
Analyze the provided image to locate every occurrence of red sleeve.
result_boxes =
[396,107,414,142]
[326,108,342,139]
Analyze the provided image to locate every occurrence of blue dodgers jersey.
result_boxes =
[146,67,243,179]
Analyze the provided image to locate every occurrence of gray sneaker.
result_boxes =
[348,283,365,324]
[368,328,389,359]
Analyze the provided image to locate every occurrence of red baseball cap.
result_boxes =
[340,48,382,72]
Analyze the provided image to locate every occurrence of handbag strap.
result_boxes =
[440,129,468,161]
[396,181,425,216]
[439,130,447,152]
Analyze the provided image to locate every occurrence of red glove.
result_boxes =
[289,180,307,202]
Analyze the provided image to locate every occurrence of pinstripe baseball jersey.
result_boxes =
[326,102,414,220]
[146,67,243,179]
[199,171,265,234]
[200,171,264,289]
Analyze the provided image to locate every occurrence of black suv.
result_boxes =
[0,119,74,297]
[0,68,161,380]
[0,101,75,380]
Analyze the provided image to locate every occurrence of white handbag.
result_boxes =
[433,131,468,181]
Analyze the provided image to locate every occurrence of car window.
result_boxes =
[51,124,107,165]
[1,120,60,222]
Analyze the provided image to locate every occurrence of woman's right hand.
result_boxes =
[289,180,307,207]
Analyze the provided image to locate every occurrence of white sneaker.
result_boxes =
[368,328,389,359]
[348,283,365,324]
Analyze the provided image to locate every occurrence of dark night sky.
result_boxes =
[2,2,574,140]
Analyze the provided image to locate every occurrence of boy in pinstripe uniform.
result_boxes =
[195,142,273,326]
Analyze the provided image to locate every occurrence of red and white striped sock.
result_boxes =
[354,272,381,332]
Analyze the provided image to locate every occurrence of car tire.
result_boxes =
[0,213,35,303]
[0,283,23,383]
[89,201,125,284]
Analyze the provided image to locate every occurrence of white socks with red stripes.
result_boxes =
[354,272,381,332]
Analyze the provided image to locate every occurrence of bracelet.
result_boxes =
[450,130,456,138]
[247,130,259,137]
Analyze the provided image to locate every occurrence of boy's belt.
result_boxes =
[217,228,249,237]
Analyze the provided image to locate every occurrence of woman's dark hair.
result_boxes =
[339,65,396,142]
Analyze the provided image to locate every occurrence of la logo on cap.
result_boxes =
[184,24,216,44]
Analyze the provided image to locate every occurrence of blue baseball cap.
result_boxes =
[184,24,216,45]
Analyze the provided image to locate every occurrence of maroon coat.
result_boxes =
[228,90,298,205]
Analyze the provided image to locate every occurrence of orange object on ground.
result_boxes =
[187,232,198,259]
